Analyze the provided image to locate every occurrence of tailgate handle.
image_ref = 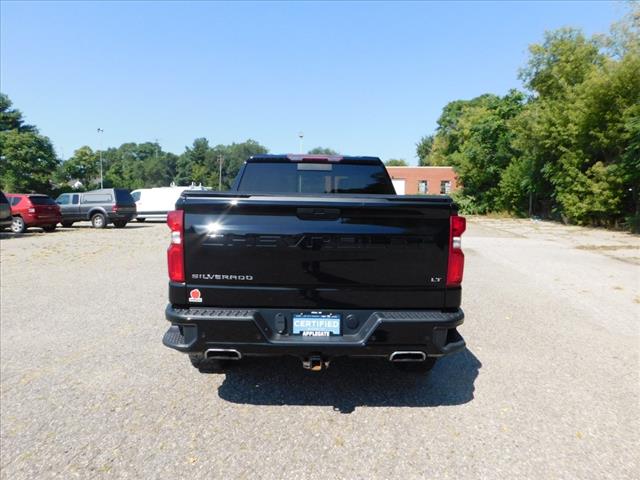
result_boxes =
[296,207,341,220]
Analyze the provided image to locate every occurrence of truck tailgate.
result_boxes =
[179,194,452,309]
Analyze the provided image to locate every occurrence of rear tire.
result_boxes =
[113,221,127,228]
[189,354,230,374]
[91,213,107,229]
[393,357,437,373]
[61,222,74,228]
[136,217,146,223]
[10,216,26,234]
[42,224,57,232]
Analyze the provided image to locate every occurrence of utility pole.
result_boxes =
[97,128,104,188]
[218,154,224,190]
[298,131,304,153]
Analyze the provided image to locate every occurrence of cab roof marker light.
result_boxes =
[286,154,344,162]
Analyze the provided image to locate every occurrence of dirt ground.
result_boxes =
[1,218,638,479]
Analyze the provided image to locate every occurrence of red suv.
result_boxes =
[6,194,62,233]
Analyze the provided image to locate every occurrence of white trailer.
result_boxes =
[131,184,209,222]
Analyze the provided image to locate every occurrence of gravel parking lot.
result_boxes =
[1,218,638,479]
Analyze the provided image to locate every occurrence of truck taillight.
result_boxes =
[112,205,119,212]
[167,210,184,282]
[446,214,466,287]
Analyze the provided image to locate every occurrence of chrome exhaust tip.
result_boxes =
[204,348,242,360]
[389,351,427,362]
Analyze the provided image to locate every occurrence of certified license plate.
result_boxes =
[292,312,341,337]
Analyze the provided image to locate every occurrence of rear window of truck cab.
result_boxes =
[83,193,112,204]
[114,189,135,205]
[237,162,395,194]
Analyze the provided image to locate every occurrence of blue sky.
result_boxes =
[0,1,625,164]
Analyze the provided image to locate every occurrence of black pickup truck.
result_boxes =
[163,154,466,373]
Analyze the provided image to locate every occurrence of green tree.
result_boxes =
[520,28,603,99]
[0,93,59,193]
[144,151,178,187]
[175,138,214,187]
[426,91,525,213]
[621,108,640,230]
[0,130,59,193]
[216,139,268,189]
[59,146,99,189]
[416,135,434,165]
[384,159,408,166]
[103,141,174,189]
[0,93,35,132]
[416,4,639,229]
[175,138,268,189]
[498,155,537,215]
[308,147,339,155]
[514,12,640,226]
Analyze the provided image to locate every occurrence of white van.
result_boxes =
[131,184,209,222]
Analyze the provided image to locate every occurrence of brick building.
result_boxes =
[385,166,459,195]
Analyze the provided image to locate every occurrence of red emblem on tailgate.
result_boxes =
[189,289,203,303]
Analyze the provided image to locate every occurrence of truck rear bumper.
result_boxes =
[163,305,465,359]
[28,215,62,226]
[107,212,135,222]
